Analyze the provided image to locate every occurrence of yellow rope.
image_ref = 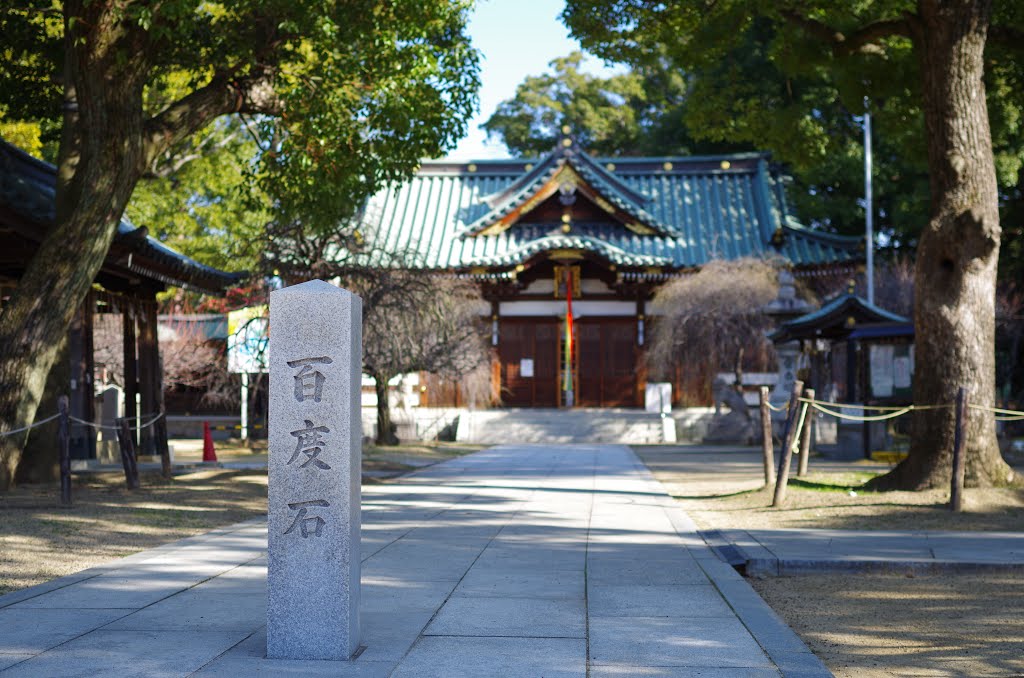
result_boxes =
[809,402,915,422]
[765,401,788,413]
[797,397,949,412]
[790,402,809,454]
[967,403,1024,421]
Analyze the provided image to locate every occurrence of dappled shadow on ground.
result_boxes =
[0,469,268,595]
[752,571,1024,677]
[632,445,1024,532]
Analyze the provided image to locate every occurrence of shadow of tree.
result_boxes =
[752,571,1024,677]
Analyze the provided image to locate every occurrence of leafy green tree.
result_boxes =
[483,51,732,157]
[126,119,268,273]
[565,0,1020,489]
[0,0,479,488]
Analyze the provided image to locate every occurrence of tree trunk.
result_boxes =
[869,0,1014,490]
[733,345,745,391]
[373,374,398,446]
[0,11,148,489]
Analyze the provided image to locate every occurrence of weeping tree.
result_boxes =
[648,258,780,390]
[0,0,479,488]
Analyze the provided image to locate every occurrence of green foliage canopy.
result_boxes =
[0,0,481,233]
[561,1,1024,273]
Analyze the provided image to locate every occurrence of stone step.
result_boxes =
[456,409,673,444]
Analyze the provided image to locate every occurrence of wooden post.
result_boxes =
[797,388,815,477]
[759,386,775,485]
[122,302,139,446]
[950,386,968,512]
[772,380,804,507]
[116,417,140,490]
[137,297,160,457]
[58,395,71,506]
[157,415,171,480]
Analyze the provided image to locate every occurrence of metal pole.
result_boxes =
[864,98,874,305]
[241,372,249,441]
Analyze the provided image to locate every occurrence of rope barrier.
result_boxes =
[798,397,950,412]
[69,412,165,433]
[967,403,1024,421]
[808,402,914,422]
[0,413,62,438]
[765,401,788,413]
[790,401,809,454]
[794,397,956,422]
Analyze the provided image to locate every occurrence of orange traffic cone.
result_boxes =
[202,421,218,462]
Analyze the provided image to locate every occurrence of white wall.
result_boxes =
[499,299,636,317]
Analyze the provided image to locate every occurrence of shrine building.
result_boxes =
[359,134,860,408]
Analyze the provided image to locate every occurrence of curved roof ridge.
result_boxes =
[461,232,674,268]
[456,141,677,239]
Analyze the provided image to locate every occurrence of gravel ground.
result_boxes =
[749,572,1024,677]
[633,444,1024,677]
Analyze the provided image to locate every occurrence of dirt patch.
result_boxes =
[750,572,1024,677]
[0,441,482,596]
[634,445,1024,532]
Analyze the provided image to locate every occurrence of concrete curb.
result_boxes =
[659,504,833,677]
[746,557,1024,577]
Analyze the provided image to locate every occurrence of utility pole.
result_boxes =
[864,97,874,305]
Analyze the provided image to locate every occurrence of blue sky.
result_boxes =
[445,0,622,160]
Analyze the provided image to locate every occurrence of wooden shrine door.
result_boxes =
[576,318,638,407]
[498,318,559,407]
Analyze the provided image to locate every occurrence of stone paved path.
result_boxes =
[0,444,829,677]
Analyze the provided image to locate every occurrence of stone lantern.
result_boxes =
[763,267,814,421]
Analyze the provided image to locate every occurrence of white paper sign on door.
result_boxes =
[520,358,534,378]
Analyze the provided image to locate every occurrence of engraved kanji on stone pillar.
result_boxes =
[268,280,362,661]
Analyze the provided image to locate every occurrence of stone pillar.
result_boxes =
[770,341,802,424]
[267,280,362,660]
[764,268,814,424]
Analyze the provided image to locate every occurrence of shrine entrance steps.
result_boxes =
[455,408,675,444]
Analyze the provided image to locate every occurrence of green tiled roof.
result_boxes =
[360,144,860,272]
[769,293,908,343]
[0,140,244,293]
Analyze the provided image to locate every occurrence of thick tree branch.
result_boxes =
[143,128,241,179]
[779,10,911,56]
[142,66,283,169]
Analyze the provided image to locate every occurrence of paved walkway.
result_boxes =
[0,444,828,677]
[708,527,1024,576]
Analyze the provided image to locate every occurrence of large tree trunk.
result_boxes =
[870,0,1014,490]
[373,373,399,446]
[0,8,148,489]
